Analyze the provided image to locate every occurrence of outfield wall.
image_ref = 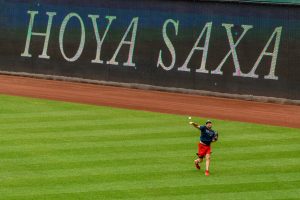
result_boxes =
[0,0,299,101]
[213,0,300,5]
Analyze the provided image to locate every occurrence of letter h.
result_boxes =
[21,11,56,59]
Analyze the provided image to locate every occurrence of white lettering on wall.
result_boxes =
[248,27,282,80]
[20,10,282,80]
[211,24,253,76]
[178,22,212,73]
[157,19,179,71]
[107,17,139,67]
[88,15,116,64]
[59,13,86,62]
[21,11,56,59]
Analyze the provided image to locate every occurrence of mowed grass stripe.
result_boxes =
[0,119,183,131]
[1,146,299,167]
[0,126,188,139]
[0,153,299,179]
[0,111,155,122]
[0,127,186,139]
[2,163,300,188]
[1,154,300,178]
[1,158,300,186]
[0,131,190,145]
[2,124,297,147]
[1,182,300,200]
[1,181,300,199]
[0,112,176,122]
[1,156,300,177]
[4,189,300,200]
[1,128,297,143]
[0,138,298,154]
[1,173,300,196]
[0,122,298,148]
[100,189,300,200]
[0,141,299,159]
[0,95,299,200]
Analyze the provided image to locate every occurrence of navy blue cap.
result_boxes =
[206,120,212,124]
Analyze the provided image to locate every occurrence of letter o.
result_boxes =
[59,13,86,62]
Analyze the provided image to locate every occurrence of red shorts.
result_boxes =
[197,142,211,158]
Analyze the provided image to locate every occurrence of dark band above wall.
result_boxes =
[0,0,299,100]
[205,0,300,5]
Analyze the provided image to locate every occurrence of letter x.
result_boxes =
[211,24,253,76]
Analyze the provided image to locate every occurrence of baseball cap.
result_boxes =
[206,120,212,124]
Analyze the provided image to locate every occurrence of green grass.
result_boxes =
[0,94,299,200]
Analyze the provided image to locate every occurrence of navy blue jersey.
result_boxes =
[199,125,216,146]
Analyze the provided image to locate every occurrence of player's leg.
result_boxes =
[205,153,211,176]
[194,156,203,169]
[204,145,212,176]
[195,143,205,170]
[194,157,202,170]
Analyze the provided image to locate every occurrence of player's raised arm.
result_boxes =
[189,121,200,129]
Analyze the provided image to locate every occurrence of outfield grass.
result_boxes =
[0,94,299,200]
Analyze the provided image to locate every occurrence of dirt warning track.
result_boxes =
[0,74,299,128]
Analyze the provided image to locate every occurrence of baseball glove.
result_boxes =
[213,131,219,141]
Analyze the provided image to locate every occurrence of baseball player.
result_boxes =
[189,120,218,176]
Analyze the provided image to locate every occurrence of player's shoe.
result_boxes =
[205,170,210,176]
[194,160,200,170]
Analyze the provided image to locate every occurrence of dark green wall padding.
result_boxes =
[210,0,300,5]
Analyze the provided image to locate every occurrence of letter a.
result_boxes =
[178,22,212,73]
[107,17,139,67]
[248,27,282,80]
